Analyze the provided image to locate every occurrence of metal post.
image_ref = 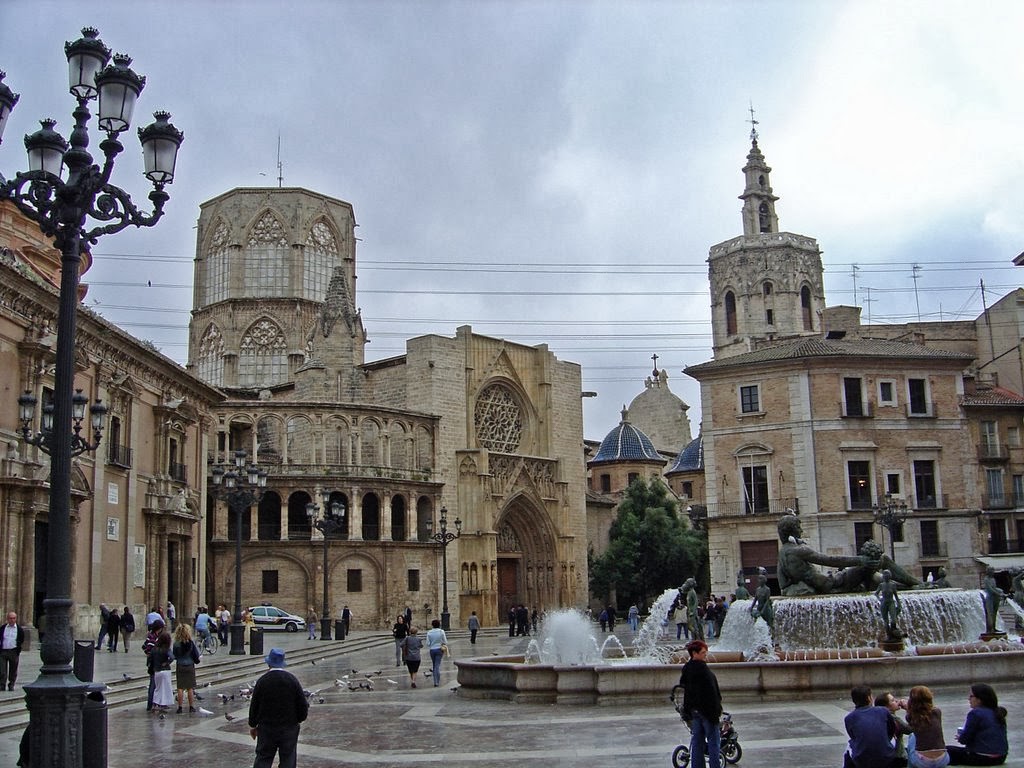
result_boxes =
[229,499,245,655]
[428,507,461,631]
[320,534,332,640]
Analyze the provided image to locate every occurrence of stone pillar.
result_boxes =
[349,489,362,541]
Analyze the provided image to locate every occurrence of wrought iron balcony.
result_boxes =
[704,497,799,518]
[107,442,133,468]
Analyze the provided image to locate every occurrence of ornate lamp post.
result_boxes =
[1,28,182,768]
[427,506,461,630]
[306,498,346,640]
[872,492,909,560]
[209,450,267,655]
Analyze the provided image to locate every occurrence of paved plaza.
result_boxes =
[0,626,1022,767]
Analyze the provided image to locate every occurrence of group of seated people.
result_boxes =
[844,683,1008,767]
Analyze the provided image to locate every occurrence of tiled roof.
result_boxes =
[961,386,1024,407]
[590,420,663,464]
[667,434,703,474]
[686,336,973,374]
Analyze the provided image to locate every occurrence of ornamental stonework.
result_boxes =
[474,383,522,453]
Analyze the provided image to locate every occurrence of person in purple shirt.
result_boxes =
[844,684,907,768]
[947,683,1008,766]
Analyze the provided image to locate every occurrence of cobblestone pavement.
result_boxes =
[0,626,1022,767]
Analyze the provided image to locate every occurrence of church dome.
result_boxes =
[590,408,662,464]
[625,368,692,452]
[667,434,703,474]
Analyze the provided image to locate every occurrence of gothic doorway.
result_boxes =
[494,496,559,614]
[497,557,520,619]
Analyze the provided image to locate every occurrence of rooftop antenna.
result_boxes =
[747,101,759,144]
[911,263,922,322]
[276,133,284,188]
[981,279,996,365]
[863,286,875,325]
[851,264,860,306]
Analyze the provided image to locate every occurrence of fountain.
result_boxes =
[455,585,1024,705]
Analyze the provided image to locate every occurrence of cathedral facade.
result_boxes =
[189,188,587,629]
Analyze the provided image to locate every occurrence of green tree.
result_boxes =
[590,477,707,608]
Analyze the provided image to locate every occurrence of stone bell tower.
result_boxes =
[707,121,826,359]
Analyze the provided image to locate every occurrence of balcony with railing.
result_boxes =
[989,538,1024,555]
[906,401,937,418]
[169,463,187,483]
[918,541,948,559]
[840,401,874,418]
[705,497,799,518]
[909,494,947,510]
[107,443,133,468]
[977,444,1009,462]
[982,493,1013,510]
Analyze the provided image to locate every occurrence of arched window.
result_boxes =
[303,219,339,300]
[725,291,738,335]
[287,492,313,540]
[801,285,814,330]
[361,493,380,540]
[762,282,773,297]
[758,202,771,233]
[258,491,282,540]
[286,416,314,464]
[390,495,406,541]
[238,317,288,387]
[204,219,231,304]
[361,420,381,467]
[245,211,289,297]
[196,323,225,386]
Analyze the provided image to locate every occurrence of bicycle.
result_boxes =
[669,685,742,766]
[197,629,218,656]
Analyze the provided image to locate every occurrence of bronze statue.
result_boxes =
[982,566,1005,635]
[749,570,774,629]
[682,578,704,641]
[733,569,750,601]
[776,514,921,596]
[874,569,902,639]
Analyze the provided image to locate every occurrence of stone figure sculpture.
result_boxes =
[681,578,703,641]
[982,566,1005,635]
[749,570,774,629]
[776,514,922,596]
[875,569,902,640]
[733,569,750,600]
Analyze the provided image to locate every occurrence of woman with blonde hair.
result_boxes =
[171,623,200,714]
[901,685,948,768]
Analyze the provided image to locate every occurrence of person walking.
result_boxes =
[166,600,176,631]
[467,611,480,644]
[95,603,110,649]
[307,607,318,640]
[248,648,309,768]
[106,607,121,652]
[425,619,448,687]
[400,626,423,687]
[341,605,352,635]
[392,615,408,665]
[628,604,639,632]
[677,639,723,768]
[218,605,231,645]
[120,606,136,652]
[172,623,200,714]
[0,612,24,691]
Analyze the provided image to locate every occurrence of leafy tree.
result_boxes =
[590,477,707,609]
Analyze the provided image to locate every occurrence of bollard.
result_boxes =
[73,639,95,683]
[82,683,107,768]
[334,619,345,640]
[249,627,264,656]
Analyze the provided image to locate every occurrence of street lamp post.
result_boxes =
[1,27,182,768]
[209,450,267,655]
[306,498,346,640]
[872,492,909,560]
[427,506,461,630]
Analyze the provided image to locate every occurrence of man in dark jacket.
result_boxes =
[0,612,25,691]
[843,684,905,768]
[248,648,309,768]
[678,639,722,768]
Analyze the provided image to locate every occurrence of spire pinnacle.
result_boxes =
[747,101,759,146]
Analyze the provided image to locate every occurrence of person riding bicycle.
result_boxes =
[194,607,215,649]
[678,639,723,768]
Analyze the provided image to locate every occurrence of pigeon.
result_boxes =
[310,659,316,665]
[217,693,231,703]
[159,713,165,720]
[198,707,214,716]
[121,673,132,681]
[334,679,347,687]
[387,679,398,686]
[317,697,324,704]
[224,712,236,722]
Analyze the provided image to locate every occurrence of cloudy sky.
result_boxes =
[3,1,1023,443]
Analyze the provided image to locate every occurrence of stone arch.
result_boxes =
[303,217,341,301]
[244,209,290,297]
[361,492,381,540]
[197,322,225,386]
[202,217,232,305]
[287,490,314,540]
[325,415,352,465]
[473,378,536,455]
[331,551,384,627]
[390,494,406,541]
[286,415,315,464]
[494,493,560,617]
[414,425,433,471]
[257,490,281,540]
[388,420,410,469]
[360,417,382,467]
[256,414,285,465]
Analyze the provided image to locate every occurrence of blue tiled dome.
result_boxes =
[668,434,703,474]
[591,410,662,463]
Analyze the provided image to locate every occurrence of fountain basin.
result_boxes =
[455,643,1024,705]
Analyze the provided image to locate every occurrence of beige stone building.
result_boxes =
[0,201,221,638]
[189,188,588,629]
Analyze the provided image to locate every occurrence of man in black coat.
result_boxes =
[248,648,309,768]
[677,639,723,768]
[0,612,24,691]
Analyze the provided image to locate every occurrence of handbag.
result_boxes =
[440,643,449,657]
[190,641,201,664]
